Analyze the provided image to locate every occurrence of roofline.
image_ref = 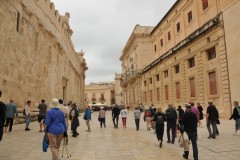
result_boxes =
[150,0,180,35]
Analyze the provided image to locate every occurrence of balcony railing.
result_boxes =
[121,69,142,86]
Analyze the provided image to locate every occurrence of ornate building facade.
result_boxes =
[0,0,87,107]
[120,0,240,118]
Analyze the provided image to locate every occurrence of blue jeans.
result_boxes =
[135,119,140,130]
[187,132,198,160]
[207,120,217,137]
[25,116,31,129]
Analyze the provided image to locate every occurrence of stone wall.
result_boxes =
[0,0,87,108]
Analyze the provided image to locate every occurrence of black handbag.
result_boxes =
[216,119,220,125]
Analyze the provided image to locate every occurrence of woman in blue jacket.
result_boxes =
[84,106,91,132]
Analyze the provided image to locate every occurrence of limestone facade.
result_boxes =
[114,73,123,105]
[0,0,87,107]
[120,0,240,118]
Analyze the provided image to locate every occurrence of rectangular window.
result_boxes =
[150,90,153,102]
[188,57,195,68]
[175,64,180,74]
[149,78,152,84]
[165,85,169,100]
[164,70,168,78]
[168,31,171,41]
[176,82,180,99]
[202,0,208,10]
[209,71,217,95]
[156,74,160,81]
[188,11,192,23]
[160,39,163,47]
[189,78,196,97]
[144,80,147,86]
[133,90,135,102]
[156,88,160,101]
[144,92,147,103]
[176,22,180,33]
[207,47,216,60]
[154,45,157,52]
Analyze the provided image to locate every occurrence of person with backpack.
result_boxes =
[229,101,240,134]
[165,104,177,144]
[143,108,151,130]
[70,103,79,137]
[152,107,166,148]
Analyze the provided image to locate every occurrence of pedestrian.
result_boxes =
[190,102,199,120]
[5,100,18,132]
[127,106,130,113]
[229,101,240,134]
[84,106,91,132]
[120,107,127,128]
[181,104,198,160]
[38,99,47,132]
[45,98,67,160]
[0,90,6,142]
[58,99,69,129]
[152,107,166,148]
[177,105,184,131]
[69,103,79,137]
[134,107,141,130]
[197,103,203,127]
[112,104,120,129]
[99,107,106,128]
[143,108,151,130]
[24,101,32,131]
[206,102,219,139]
[165,104,177,144]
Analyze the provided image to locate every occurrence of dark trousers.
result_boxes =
[207,120,217,137]
[167,122,176,143]
[71,123,78,136]
[187,132,198,160]
[0,127,3,141]
[5,118,14,131]
[135,119,140,130]
[100,118,106,128]
[113,116,119,128]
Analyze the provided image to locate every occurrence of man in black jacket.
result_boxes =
[181,104,198,160]
[206,102,219,139]
[165,104,177,144]
[0,90,6,142]
[112,105,120,128]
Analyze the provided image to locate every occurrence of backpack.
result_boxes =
[165,109,175,120]
[157,115,164,125]
[145,111,150,117]
[69,108,79,120]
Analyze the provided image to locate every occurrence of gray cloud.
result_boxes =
[52,0,176,84]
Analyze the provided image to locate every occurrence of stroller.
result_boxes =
[61,137,71,158]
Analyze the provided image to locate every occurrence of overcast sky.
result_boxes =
[51,0,177,84]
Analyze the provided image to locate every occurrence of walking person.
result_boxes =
[45,98,67,160]
[134,107,141,130]
[143,108,151,130]
[84,106,91,132]
[70,103,79,137]
[177,105,184,131]
[58,99,69,129]
[24,101,32,131]
[181,104,198,160]
[120,107,127,128]
[165,104,177,144]
[206,102,219,139]
[38,99,47,132]
[152,107,166,148]
[197,103,203,127]
[5,100,18,132]
[229,101,240,134]
[99,107,106,128]
[112,105,120,129]
[0,90,6,142]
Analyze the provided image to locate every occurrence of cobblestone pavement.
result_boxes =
[0,111,239,160]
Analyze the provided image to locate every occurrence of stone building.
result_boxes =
[120,0,240,118]
[114,73,123,105]
[0,0,87,107]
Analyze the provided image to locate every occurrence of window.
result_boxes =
[189,78,196,97]
[154,45,157,52]
[150,90,153,102]
[207,47,216,60]
[144,80,147,86]
[176,22,180,33]
[156,88,160,101]
[168,31,171,41]
[209,71,217,95]
[202,0,208,10]
[175,64,180,74]
[144,92,147,103]
[188,57,195,68]
[156,74,160,81]
[133,90,136,102]
[149,78,152,84]
[165,85,169,100]
[160,39,163,47]
[16,11,20,32]
[92,93,96,101]
[176,82,180,99]
[164,70,168,78]
[188,11,192,23]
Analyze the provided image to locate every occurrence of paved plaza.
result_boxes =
[0,111,239,160]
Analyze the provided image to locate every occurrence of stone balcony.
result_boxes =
[121,70,142,87]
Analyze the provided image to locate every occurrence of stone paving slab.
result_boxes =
[0,111,239,160]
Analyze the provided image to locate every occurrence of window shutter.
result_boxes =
[190,78,195,97]
[156,88,160,101]
[176,82,180,99]
[165,86,169,100]
[209,71,217,95]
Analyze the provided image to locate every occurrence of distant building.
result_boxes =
[120,0,240,118]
